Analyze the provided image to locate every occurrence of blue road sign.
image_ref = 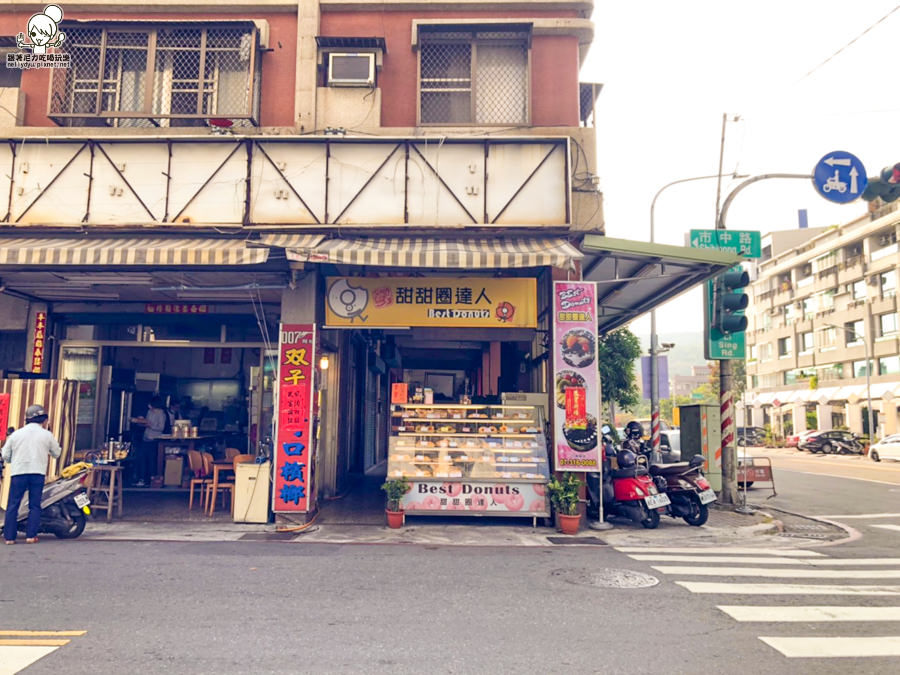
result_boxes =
[813,151,867,204]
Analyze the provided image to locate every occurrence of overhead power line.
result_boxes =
[797,3,900,82]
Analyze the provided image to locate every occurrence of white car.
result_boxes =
[869,434,900,462]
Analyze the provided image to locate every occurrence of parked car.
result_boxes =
[799,429,862,454]
[869,434,900,462]
[787,429,819,448]
[737,426,766,446]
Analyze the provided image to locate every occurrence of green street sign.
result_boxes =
[691,392,704,400]
[689,229,761,258]
[703,273,745,359]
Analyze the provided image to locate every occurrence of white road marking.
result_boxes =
[613,546,825,556]
[677,581,900,595]
[718,605,900,622]
[816,513,900,519]
[630,555,900,565]
[654,566,900,579]
[758,636,900,658]
[0,646,59,675]
[776,467,900,487]
[873,524,900,532]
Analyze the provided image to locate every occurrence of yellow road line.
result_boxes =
[0,630,86,637]
[0,638,71,646]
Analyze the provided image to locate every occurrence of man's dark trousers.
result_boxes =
[3,473,45,541]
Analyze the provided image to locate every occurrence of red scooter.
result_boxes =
[649,455,716,526]
[600,426,670,529]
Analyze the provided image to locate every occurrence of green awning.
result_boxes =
[580,235,743,334]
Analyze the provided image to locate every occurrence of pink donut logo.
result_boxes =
[506,493,525,511]
[469,495,489,511]
[443,482,463,497]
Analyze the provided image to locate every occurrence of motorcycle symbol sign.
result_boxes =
[813,151,867,204]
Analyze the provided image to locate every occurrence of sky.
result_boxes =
[582,1,900,339]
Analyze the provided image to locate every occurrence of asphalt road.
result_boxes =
[2,450,900,674]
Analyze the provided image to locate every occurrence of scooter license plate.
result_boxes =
[698,488,717,505]
[644,493,670,509]
[74,493,90,508]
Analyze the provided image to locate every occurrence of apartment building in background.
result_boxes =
[745,202,900,439]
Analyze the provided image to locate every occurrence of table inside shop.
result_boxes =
[86,462,124,521]
[207,460,236,516]
[155,436,218,477]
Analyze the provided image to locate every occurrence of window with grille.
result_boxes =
[418,27,529,125]
[48,24,259,127]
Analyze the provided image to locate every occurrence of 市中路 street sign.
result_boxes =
[689,229,761,259]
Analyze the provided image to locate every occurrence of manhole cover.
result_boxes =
[551,567,659,589]
[791,523,829,531]
[547,536,607,546]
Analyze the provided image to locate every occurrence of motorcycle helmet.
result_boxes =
[625,420,644,440]
[616,448,636,469]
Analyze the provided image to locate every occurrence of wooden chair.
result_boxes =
[224,447,240,461]
[205,453,255,516]
[200,451,216,512]
[187,450,210,511]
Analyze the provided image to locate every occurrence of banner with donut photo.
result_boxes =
[552,281,600,472]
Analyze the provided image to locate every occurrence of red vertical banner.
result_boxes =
[273,324,316,513]
[0,393,10,441]
[31,311,47,374]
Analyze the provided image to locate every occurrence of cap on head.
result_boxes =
[25,404,48,423]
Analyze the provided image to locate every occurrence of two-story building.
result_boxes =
[0,1,737,523]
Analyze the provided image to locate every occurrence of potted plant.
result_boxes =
[381,476,411,528]
[546,472,583,535]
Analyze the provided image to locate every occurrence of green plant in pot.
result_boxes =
[546,472,583,534]
[381,476,411,528]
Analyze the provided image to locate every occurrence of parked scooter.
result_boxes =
[600,425,670,529]
[648,455,717,526]
[0,460,92,539]
[826,437,864,455]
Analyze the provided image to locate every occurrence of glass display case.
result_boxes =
[388,403,550,521]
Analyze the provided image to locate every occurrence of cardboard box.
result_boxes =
[164,457,184,487]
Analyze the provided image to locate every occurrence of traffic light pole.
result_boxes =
[715,172,812,505]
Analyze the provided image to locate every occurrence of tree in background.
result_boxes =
[708,359,746,401]
[598,327,642,423]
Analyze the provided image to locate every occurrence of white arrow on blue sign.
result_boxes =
[812,151,867,204]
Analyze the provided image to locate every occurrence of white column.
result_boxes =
[750,405,764,427]
[846,402,863,434]
[791,404,807,435]
[816,404,833,431]
[882,400,897,436]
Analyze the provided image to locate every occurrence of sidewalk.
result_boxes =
[76,493,850,548]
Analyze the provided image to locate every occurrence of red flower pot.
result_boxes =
[386,509,405,529]
[558,513,581,535]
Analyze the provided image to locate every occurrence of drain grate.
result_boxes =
[547,536,607,545]
[777,532,831,539]
[551,567,659,589]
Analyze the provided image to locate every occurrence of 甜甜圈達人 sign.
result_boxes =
[552,281,601,472]
[31,311,47,374]
[324,277,536,328]
[273,324,316,513]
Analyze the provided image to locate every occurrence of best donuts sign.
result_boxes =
[401,481,547,514]
[552,281,601,472]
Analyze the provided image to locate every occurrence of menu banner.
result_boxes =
[273,324,316,513]
[552,281,601,472]
[401,481,548,514]
[324,277,536,328]
[0,394,10,442]
[31,311,47,374]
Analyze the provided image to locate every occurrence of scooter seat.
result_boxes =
[611,466,648,479]
[649,462,691,476]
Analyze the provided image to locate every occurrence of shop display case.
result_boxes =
[388,403,550,521]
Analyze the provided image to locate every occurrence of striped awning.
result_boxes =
[287,236,583,269]
[0,237,269,266]
[255,233,325,249]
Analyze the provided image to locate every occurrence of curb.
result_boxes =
[750,504,860,547]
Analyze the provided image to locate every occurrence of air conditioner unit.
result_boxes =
[327,52,375,87]
[868,275,880,285]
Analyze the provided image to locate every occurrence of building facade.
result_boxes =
[745,203,900,440]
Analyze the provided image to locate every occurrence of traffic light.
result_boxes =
[713,267,749,335]
[861,163,900,203]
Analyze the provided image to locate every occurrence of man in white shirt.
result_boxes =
[2,404,62,544]
[131,396,167,486]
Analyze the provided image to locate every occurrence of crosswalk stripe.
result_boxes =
[629,555,900,565]
[677,581,900,595]
[0,631,86,637]
[654,566,900,579]
[613,546,825,556]
[0,639,70,646]
[873,524,900,532]
[0,646,59,675]
[718,605,900,622]
[758,636,900,658]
